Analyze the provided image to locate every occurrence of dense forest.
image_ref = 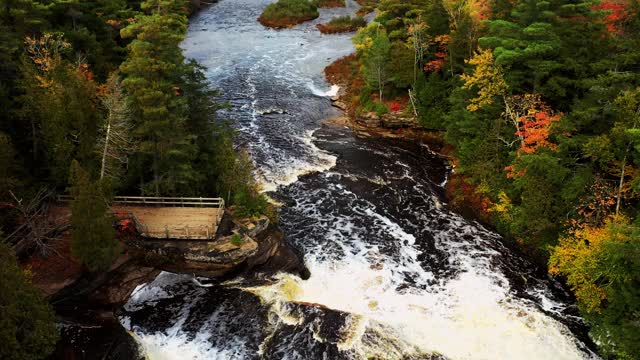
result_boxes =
[341,0,639,357]
[0,1,265,358]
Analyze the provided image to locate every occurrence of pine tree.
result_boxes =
[0,239,58,360]
[120,0,197,196]
[18,33,101,185]
[68,160,119,272]
[479,0,607,106]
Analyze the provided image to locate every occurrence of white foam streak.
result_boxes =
[307,83,340,97]
[257,129,338,192]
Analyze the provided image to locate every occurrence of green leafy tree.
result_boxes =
[355,23,391,101]
[68,160,119,272]
[0,239,58,360]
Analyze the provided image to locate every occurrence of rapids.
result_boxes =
[120,1,600,359]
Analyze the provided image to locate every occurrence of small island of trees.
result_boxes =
[258,0,320,29]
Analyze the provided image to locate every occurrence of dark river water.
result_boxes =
[119,1,600,359]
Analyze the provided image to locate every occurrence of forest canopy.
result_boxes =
[343,0,640,357]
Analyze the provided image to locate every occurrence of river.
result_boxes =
[119,1,600,359]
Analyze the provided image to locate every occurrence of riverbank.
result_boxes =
[322,53,550,265]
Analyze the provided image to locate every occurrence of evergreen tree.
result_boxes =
[18,33,100,185]
[0,133,21,200]
[0,239,58,360]
[120,0,197,196]
[479,0,608,106]
[68,160,119,272]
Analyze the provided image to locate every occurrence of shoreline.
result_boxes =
[320,54,554,267]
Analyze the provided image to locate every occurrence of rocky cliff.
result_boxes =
[44,210,308,359]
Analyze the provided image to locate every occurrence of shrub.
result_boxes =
[316,16,367,34]
[230,233,244,246]
[316,0,345,7]
[374,102,389,116]
[356,5,374,16]
[355,0,378,15]
[221,149,269,218]
[233,188,269,218]
[258,0,319,29]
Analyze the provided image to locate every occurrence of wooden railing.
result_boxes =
[58,195,224,209]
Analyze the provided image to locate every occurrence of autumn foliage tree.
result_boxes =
[512,94,561,154]
[593,0,629,35]
[460,48,508,111]
[550,216,640,358]
[19,33,101,186]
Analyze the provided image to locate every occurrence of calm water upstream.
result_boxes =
[120,1,600,359]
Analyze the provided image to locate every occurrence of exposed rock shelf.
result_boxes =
[134,213,309,279]
[43,210,308,359]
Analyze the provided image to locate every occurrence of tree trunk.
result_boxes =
[31,119,38,160]
[153,148,160,197]
[100,116,112,180]
[408,89,418,118]
[504,96,524,148]
[615,154,626,215]
[377,66,383,103]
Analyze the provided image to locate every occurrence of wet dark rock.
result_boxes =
[50,256,159,308]
[355,111,420,130]
[49,315,143,360]
[332,100,348,110]
[45,212,308,360]
[48,256,157,360]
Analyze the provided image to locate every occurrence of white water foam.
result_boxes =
[307,83,340,97]
[242,206,598,360]
[257,129,338,193]
[248,253,596,360]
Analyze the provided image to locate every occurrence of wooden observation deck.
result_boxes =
[59,195,225,240]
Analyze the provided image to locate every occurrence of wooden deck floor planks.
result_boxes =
[113,206,222,240]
